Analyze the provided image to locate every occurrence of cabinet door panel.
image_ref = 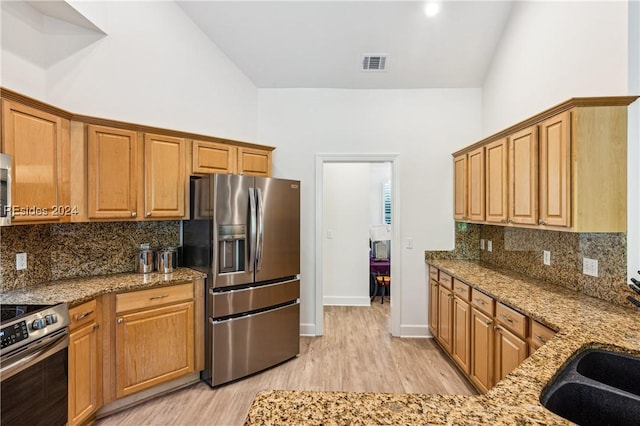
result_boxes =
[467,147,485,221]
[144,134,186,218]
[428,280,439,337]
[192,140,236,174]
[2,100,69,223]
[437,286,453,353]
[539,112,571,227]
[116,301,194,398]
[485,138,508,223]
[69,322,100,426]
[238,147,271,176]
[470,308,493,393]
[453,155,467,220]
[452,297,471,374]
[494,326,527,383]
[87,125,138,219]
[509,126,538,225]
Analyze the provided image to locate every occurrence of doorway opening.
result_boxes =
[315,154,401,336]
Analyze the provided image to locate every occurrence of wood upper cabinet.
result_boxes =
[68,299,102,426]
[539,111,571,227]
[453,154,467,221]
[485,138,508,224]
[238,146,272,177]
[508,125,538,226]
[1,99,70,224]
[143,133,186,219]
[467,147,485,221]
[87,125,138,219]
[192,140,237,174]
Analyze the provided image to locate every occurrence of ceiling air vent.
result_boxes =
[361,54,388,71]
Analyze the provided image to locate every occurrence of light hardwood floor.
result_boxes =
[95,303,476,426]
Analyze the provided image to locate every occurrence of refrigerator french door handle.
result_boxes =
[248,187,257,272]
[256,187,264,271]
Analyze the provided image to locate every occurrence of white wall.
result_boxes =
[259,88,482,336]
[323,163,371,306]
[1,1,258,142]
[482,1,629,135]
[482,0,638,285]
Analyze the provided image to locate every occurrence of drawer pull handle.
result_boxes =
[74,311,94,321]
[149,295,169,301]
[477,299,486,305]
[500,314,514,324]
[534,334,547,344]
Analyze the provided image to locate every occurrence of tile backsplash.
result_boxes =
[0,221,180,292]
[427,223,631,307]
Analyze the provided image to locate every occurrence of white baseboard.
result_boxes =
[399,324,430,338]
[300,323,317,336]
[323,296,371,306]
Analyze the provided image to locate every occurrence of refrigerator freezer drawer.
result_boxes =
[210,279,299,318]
[209,302,299,386]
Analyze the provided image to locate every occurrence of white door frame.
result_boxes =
[315,153,401,336]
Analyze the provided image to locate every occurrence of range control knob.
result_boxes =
[31,318,47,330]
[45,314,58,325]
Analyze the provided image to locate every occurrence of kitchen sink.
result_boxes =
[540,348,640,426]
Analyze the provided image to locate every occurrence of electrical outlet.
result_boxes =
[16,252,27,270]
[480,239,485,250]
[543,250,551,266]
[583,258,599,277]
[487,240,493,252]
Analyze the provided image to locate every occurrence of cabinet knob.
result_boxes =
[538,219,546,225]
[494,325,501,331]
[507,218,514,224]
[92,324,100,331]
[131,212,137,218]
[485,320,492,326]
[500,218,507,223]
[146,212,152,217]
[117,318,124,324]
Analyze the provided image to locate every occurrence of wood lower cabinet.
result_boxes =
[452,296,471,374]
[470,307,494,393]
[1,99,70,224]
[436,276,454,354]
[428,279,439,338]
[114,283,196,399]
[529,320,557,355]
[68,299,102,426]
[494,325,527,383]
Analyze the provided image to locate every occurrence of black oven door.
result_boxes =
[0,330,68,426]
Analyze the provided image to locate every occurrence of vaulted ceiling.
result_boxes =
[177,1,514,89]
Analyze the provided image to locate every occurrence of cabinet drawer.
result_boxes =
[429,266,439,281]
[452,279,470,301]
[471,289,494,316]
[438,272,453,290]
[530,320,556,347]
[69,299,97,331]
[496,302,527,339]
[116,283,194,313]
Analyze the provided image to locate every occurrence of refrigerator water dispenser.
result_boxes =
[218,224,245,273]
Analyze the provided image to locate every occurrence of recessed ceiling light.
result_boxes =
[424,2,441,17]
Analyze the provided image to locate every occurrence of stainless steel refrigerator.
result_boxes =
[183,174,300,387]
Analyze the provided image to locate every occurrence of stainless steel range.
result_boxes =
[1,303,70,425]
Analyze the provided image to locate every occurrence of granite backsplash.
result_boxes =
[426,224,631,307]
[0,221,180,292]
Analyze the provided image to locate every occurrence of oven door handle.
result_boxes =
[0,329,69,381]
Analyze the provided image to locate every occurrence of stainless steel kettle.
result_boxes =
[156,247,178,273]
[136,243,155,274]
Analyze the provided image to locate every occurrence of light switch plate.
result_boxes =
[16,252,27,270]
[583,258,598,277]
[543,250,551,265]
[487,240,493,252]
[480,239,485,250]
[327,230,334,239]
[407,237,414,249]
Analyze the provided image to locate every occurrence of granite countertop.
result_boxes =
[245,260,640,425]
[0,267,207,307]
